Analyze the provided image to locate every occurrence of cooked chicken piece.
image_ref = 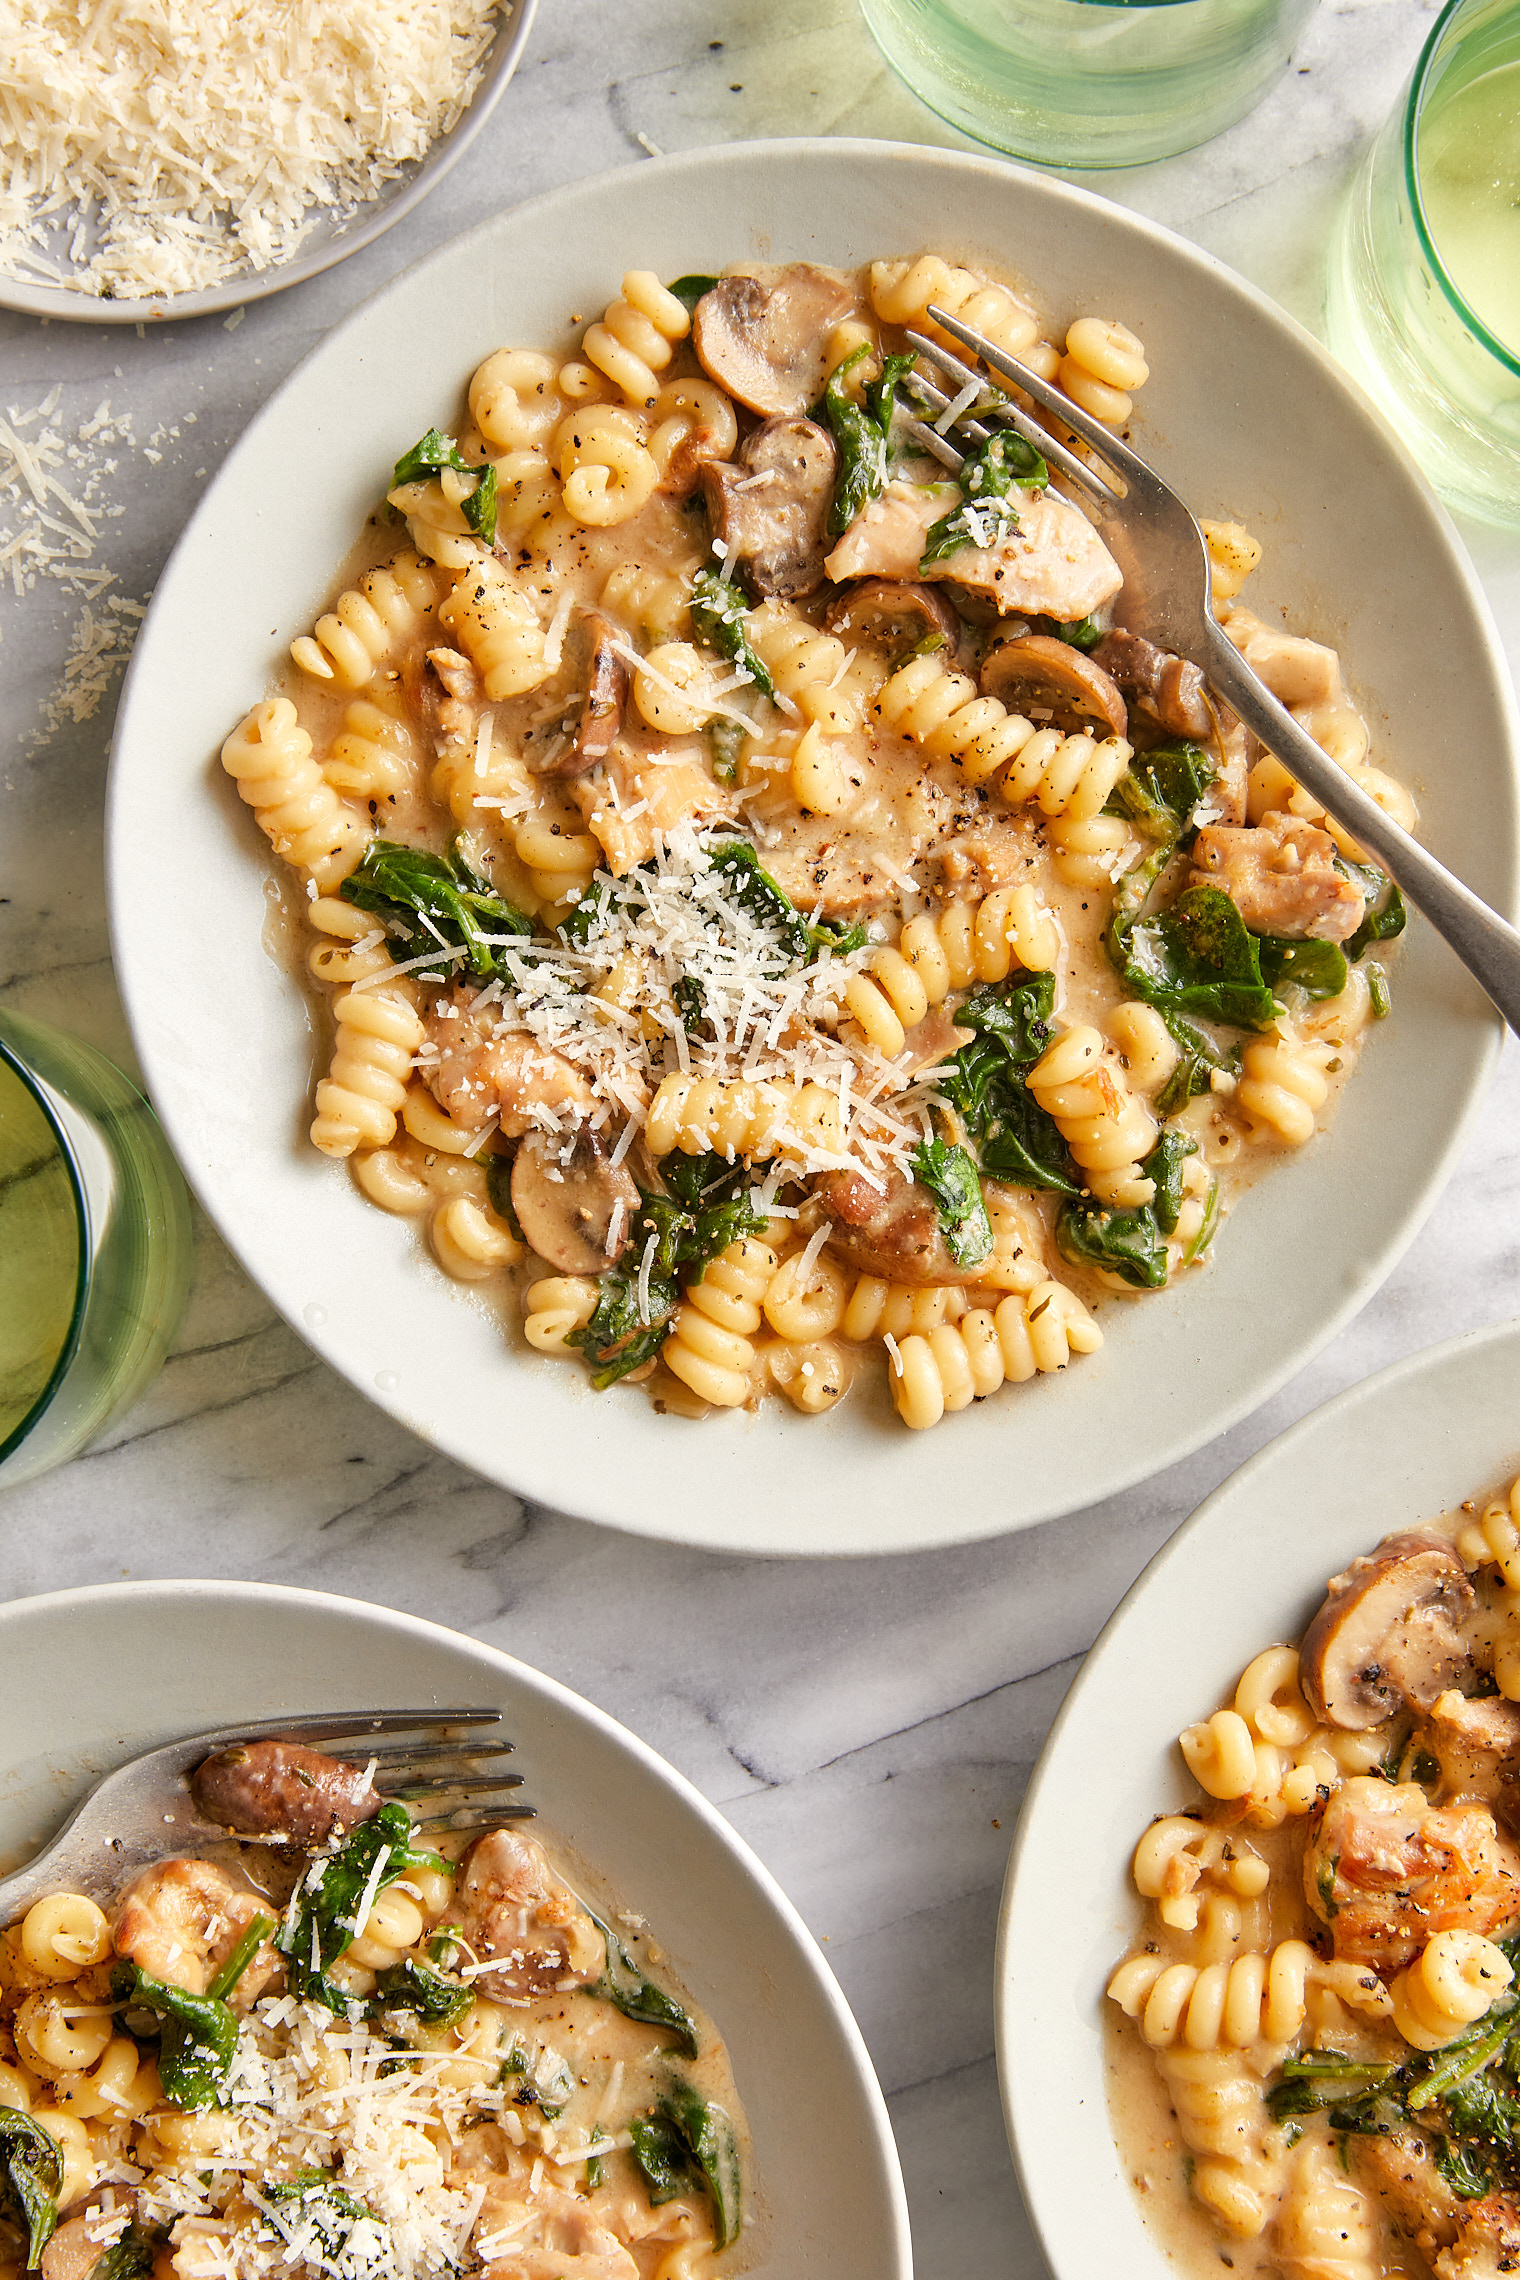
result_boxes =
[113,1858,281,2007]
[1304,1775,1520,1971]
[576,745,732,875]
[703,417,837,601]
[937,814,1042,895]
[426,990,593,1136]
[426,645,484,706]
[1188,814,1367,942]
[452,1829,604,2005]
[1425,1690,1520,1814]
[814,1166,965,1285]
[1355,2131,1462,2263]
[824,478,1122,623]
[693,264,856,418]
[1436,2195,1520,2280]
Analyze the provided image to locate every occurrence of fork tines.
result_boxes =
[224,1707,505,1746]
[918,308,1154,503]
[904,324,1122,512]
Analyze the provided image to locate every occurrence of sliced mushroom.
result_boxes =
[703,416,838,601]
[813,1166,965,1286]
[692,265,855,418]
[823,578,963,659]
[1300,1533,1476,1730]
[511,1126,638,1275]
[978,633,1127,737]
[550,610,628,777]
[1091,629,1212,741]
[426,645,483,705]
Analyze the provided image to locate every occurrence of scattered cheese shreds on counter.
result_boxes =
[0,0,503,302]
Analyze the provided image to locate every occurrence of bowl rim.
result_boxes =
[0,1571,916,2277]
[0,0,538,326]
[104,135,1518,1555]
[993,1310,1520,2280]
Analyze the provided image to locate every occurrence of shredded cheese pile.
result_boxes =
[404,823,941,1185]
[108,1998,598,2280]
[0,0,503,301]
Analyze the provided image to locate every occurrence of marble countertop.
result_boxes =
[3,1,1518,2270]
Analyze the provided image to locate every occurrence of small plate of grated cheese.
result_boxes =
[0,0,537,322]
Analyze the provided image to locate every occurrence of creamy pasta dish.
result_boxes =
[220,252,1415,1429]
[0,1741,743,2280]
[1108,1468,1520,2280]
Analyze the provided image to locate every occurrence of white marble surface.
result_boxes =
[2,2,1519,2271]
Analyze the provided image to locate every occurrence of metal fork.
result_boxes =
[0,1708,530,1921]
[905,311,1520,1036]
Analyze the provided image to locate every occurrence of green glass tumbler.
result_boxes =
[0,1011,193,1489]
[1326,0,1520,528]
[859,0,1318,168]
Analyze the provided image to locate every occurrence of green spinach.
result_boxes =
[937,974,1077,1195]
[1056,1199,1168,1291]
[823,346,889,535]
[569,1160,763,1389]
[667,274,720,315]
[589,1912,700,2059]
[1105,741,1216,843]
[1143,1129,1197,1237]
[1341,860,1408,961]
[90,2226,158,2280]
[1256,936,1349,1002]
[1118,885,1279,1032]
[910,1135,993,1269]
[391,428,496,546]
[920,428,1047,567]
[277,1803,434,2011]
[689,570,775,699]
[368,1954,472,2031]
[340,840,536,982]
[630,2084,742,2248]
[706,839,867,958]
[0,2110,61,2268]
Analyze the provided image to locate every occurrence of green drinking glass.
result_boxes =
[0,1010,193,1489]
[1326,0,1520,528]
[858,0,1318,168]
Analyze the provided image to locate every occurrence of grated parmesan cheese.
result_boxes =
[0,0,504,302]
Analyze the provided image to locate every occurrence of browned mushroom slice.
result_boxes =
[703,416,838,601]
[814,1166,965,1286]
[1090,629,1212,741]
[978,633,1127,737]
[511,1126,638,1275]
[1300,1533,1476,1729]
[823,578,962,658]
[693,265,856,418]
[549,610,629,777]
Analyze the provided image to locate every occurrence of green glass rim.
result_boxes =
[1403,0,1520,380]
[0,1032,92,1467]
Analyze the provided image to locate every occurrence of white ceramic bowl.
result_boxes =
[0,0,536,325]
[106,139,1517,1554]
[996,1313,1520,2280]
[0,1578,912,2279]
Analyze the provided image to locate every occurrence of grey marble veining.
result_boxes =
[2,2,1518,2271]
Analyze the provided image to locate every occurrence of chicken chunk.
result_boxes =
[1354,2131,1462,2262]
[113,1858,281,2007]
[814,1167,965,1286]
[575,745,731,875]
[1189,815,1367,942]
[1436,2195,1520,2280]
[426,990,593,1136]
[824,478,1122,622]
[1425,1690,1520,1817]
[1304,1775,1520,1971]
[452,1829,605,2005]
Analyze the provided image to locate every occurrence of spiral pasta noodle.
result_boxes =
[663,1236,778,1408]
[1274,2142,1378,2280]
[310,981,425,1158]
[868,254,1056,380]
[438,558,552,701]
[579,271,691,409]
[1390,1931,1514,2051]
[429,1195,524,1282]
[1155,2049,1277,2239]
[1236,1029,1334,1146]
[469,347,564,451]
[1058,315,1149,427]
[1026,1025,1157,1207]
[875,654,1132,820]
[843,888,1060,1059]
[841,1277,966,1342]
[523,1276,598,1353]
[749,605,861,733]
[1108,1940,1392,2053]
[646,1074,843,1164]
[601,560,690,643]
[221,698,368,889]
[889,1280,1102,1429]
[289,551,440,686]
[321,700,419,802]
[553,404,659,527]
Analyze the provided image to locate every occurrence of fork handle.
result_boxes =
[1200,623,1520,1036]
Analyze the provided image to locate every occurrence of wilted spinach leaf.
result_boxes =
[0,2110,61,2267]
[937,974,1077,1195]
[911,1136,993,1268]
[340,840,536,982]
[1256,936,1349,1001]
[1120,885,1278,1032]
[1057,1199,1168,1290]
[391,428,496,545]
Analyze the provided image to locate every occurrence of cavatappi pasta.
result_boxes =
[220,254,1412,1429]
[0,1738,745,2280]
[1107,1470,1520,2280]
